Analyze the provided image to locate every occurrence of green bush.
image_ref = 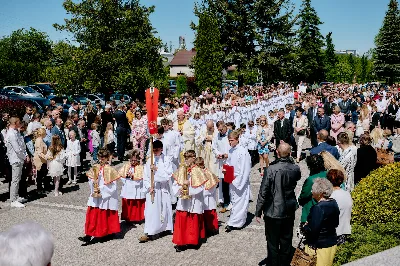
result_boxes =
[333,223,400,266]
[176,75,187,96]
[351,163,400,227]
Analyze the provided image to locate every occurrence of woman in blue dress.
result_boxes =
[256,115,273,175]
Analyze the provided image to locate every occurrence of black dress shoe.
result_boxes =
[78,236,91,242]
[225,225,233,232]
[174,245,186,252]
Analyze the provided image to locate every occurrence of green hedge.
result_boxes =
[333,163,400,265]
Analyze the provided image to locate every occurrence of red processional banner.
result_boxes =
[145,87,159,135]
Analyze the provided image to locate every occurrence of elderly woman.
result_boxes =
[303,178,340,266]
[326,169,353,245]
[298,154,327,233]
[131,110,148,160]
[293,107,308,163]
[354,134,377,184]
[330,106,345,141]
[337,132,357,192]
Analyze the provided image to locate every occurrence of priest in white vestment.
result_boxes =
[173,110,195,152]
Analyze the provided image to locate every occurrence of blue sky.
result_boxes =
[0,0,389,54]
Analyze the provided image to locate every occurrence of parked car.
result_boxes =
[47,95,72,109]
[169,80,177,93]
[29,84,55,97]
[110,93,131,105]
[87,94,105,107]
[72,95,89,106]
[3,86,43,98]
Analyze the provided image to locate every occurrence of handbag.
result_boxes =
[290,238,317,266]
[297,129,306,136]
[376,142,394,165]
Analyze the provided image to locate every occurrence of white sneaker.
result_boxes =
[11,201,25,208]
[17,197,27,203]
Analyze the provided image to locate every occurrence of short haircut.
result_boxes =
[312,178,333,199]
[129,149,141,160]
[157,126,164,135]
[344,121,355,129]
[9,117,19,126]
[0,222,54,266]
[98,148,111,158]
[337,132,350,145]
[228,130,240,139]
[216,121,225,128]
[306,154,325,175]
[161,118,169,125]
[327,169,345,187]
[277,143,291,158]
[184,150,196,158]
[359,133,372,146]
[153,140,163,149]
[317,129,328,141]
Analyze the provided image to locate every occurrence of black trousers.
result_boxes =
[265,216,295,266]
[222,179,230,206]
[116,127,127,160]
[248,149,259,167]
[36,164,50,191]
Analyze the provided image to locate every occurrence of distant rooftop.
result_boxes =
[335,49,358,56]
[169,49,196,66]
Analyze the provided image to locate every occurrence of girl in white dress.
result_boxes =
[66,130,81,185]
[46,135,66,196]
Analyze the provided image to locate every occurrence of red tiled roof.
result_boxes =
[170,49,196,66]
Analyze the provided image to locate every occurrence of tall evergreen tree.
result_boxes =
[325,32,337,81]
[192,10,224,92]
[374,0,400,83]
[297,0,325,82]
[254,0,297,83]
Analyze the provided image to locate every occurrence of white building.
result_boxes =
[169,49,196,77]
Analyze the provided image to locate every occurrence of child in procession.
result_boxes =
[66,130,80,185]
[46,135,66,196]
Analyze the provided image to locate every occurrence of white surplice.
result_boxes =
[212,132,230,203]
[87,170,118,211]
[203,186,217,211]
[226,145,251,228]
[120,167,145,200]
[142,154,174,235]
[172,175,205,214]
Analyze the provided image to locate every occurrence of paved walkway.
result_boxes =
[0,143,313,265]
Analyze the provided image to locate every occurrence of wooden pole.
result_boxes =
[150,135,155,203]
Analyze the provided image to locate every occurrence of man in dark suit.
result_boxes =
[77,119,88,167]
[350,96,362,124]
[51,118,65,147]
[310,129,340,159]
[323,96,336,116]
[311,108,331,147]
[274,110,291,147]
[338,95,352,121]
[307,101,318,147]
[114,104,129,161]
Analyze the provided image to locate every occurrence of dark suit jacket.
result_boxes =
[309,142,340,159]
[338,100,351,114]
[114,110,129,129]
[350,101,361,112]
[323,102,336,116]
[313,115,331,133]
[354,145,377,184]
[274,118,291,144]
[51,126,65,147]
[307,107,317,128]
[100,111,114,134]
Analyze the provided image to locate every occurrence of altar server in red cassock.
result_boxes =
[172,150,208,252]
[119,149,145,223]
[195,157,219,236]
[78,148,121,244]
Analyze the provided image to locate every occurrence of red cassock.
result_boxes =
[203,209,219,232]
[172,210,206,246]
[84,207,121,238]
[121,198,145,222]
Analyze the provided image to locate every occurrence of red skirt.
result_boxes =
[204,209,219,232]
[172,211,205,246]
[121,198,145,222]
[85,207,120,237]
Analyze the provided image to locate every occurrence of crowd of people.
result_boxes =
[0,81,399,265]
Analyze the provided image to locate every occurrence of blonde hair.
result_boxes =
[104,122,114,147]
[370,128,384,145]
[359,105,369,120]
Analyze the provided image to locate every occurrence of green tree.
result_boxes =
[359,54,369,83]
[54,0,167,96]
[254,0,297,83]
[348,54,357,82]
[324,32,337,81]
[297,0,325,82]
[0,28,52,87]
[176,75,187,96]
[374,0,400,83]
[192,10,224,92]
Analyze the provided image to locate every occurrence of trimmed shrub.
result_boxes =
[333,223,400,266]
[351,162,400,227]
[176,75,187,96]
